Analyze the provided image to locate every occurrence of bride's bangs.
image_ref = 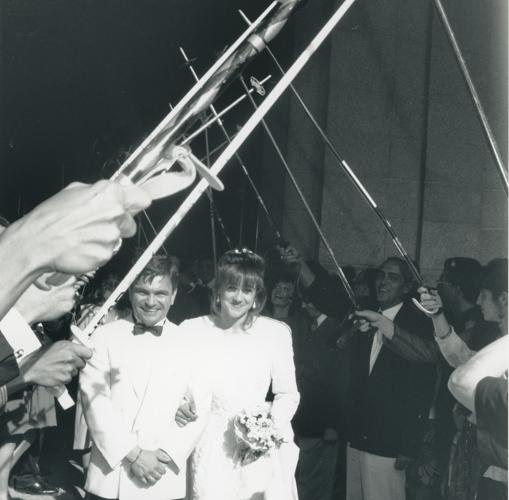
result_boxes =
[219,264,264,292]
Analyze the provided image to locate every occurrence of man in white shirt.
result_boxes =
[79,255,210,500]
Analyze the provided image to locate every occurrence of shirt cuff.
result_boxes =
[0,385,8,409]
[0,332,19,386]
[0,308,42,360]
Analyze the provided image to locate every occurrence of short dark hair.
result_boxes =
[481,258,508,298]
[133,254,180,290]
[442,257,482,303]
[380,257,415,283]
[211,248,266,327]
[267,271,297,292]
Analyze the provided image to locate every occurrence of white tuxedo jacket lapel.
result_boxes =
[123,334,154,409]
[131,324,182,436]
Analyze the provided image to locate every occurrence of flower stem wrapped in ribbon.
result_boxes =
[233,403,285,466]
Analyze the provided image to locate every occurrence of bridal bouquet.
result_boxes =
[233,403,285,465]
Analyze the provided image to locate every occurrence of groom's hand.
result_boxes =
[130,449,170,485]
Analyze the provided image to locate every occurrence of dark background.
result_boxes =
[0,0,507,278]
[0,0,297,270]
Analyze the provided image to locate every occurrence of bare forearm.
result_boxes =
[436,329,475,368]
[0,223,46,318]
[15,298,45,326]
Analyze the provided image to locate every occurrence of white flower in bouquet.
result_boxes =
[233,403,285,465]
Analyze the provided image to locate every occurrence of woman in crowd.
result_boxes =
[178,248,300,500]
[420,257,508,500]
[264,275,299,323]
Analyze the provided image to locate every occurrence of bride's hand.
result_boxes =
[175,398,197,427]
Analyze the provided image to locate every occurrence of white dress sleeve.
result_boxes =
[269,321,300,436]
[435,327,476,368]
[266,321,300,500]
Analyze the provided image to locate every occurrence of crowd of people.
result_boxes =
[0,179,506,500]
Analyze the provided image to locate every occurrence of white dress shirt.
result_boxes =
[311,313,327,331]
[369,303,403,374]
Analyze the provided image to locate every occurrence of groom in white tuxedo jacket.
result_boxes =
[79,255,210,500]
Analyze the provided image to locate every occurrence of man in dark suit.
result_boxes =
[293,293,350,500]
[350,257,435,500]
[373,259,498,474]
[377,257,502,500]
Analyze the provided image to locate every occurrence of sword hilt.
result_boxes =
[412,285,442,316]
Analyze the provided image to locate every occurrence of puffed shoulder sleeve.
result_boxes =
[269,321,300,437]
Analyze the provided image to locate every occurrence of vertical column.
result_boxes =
[319,0,431,272]
[419,0,508,278]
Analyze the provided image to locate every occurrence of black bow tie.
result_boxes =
[132,323,163,336]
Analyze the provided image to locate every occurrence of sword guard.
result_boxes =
[249,76,266,96]
[412,284,441,316]
[139,144,223,199]
[188,152,224,191]
[411,298,441,316]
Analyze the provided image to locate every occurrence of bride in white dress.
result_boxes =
[178,248,300,500]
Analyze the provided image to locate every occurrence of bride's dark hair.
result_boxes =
[211,248,267,327]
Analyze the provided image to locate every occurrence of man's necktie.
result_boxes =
[132,323,163,336]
